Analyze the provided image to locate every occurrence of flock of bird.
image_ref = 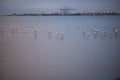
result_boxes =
[0,25,120,40]
[46,26,120,40]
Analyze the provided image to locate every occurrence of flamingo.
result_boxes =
[47,31,52,39]
[34,30,37,39]
[82,29,89,39]
[86,32,90,39]
[113,28,120,38]
[56,32,59,39]
[60,32,64,40]
[11,28,14,34]
[92,27,100,38]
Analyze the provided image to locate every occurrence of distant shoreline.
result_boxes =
[1,12,120,16]
[0,14,120,16]
[1,15,120,16]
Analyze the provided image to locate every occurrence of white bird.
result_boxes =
[86,32,90,39]
[56,32,59,39]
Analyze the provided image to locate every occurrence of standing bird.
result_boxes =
[15,28,18,33]
[86,32,90,39]
[108,32,113,39]
[101,30,107,39]
[47,31,52,39]
[11,28,14,34]
[113,28,120,38]
[82,29,89,39]
[0,30,4,37]
[34,30,37,39]
[56,32,59,39]
[92,27,100,39]
[60,32,64,40]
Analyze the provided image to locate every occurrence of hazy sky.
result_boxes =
[0,0,120,14]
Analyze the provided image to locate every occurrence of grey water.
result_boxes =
[0,16,120,80]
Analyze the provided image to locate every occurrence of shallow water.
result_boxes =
[0,16,120,80]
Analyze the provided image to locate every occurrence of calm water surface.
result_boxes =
[0,16,120,80]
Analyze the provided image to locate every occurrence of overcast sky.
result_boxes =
[0,0,120,14]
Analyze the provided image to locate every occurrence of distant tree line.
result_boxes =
[6,12,120,16]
